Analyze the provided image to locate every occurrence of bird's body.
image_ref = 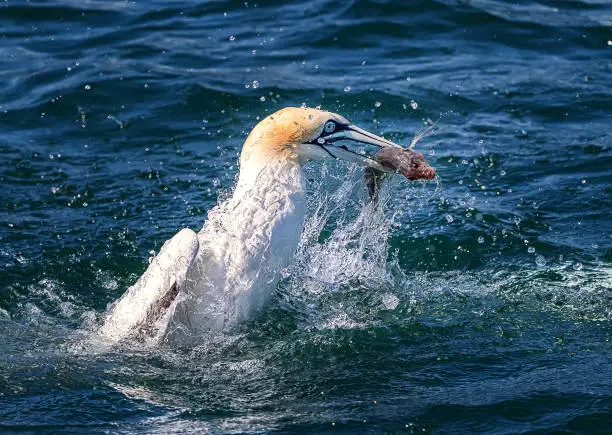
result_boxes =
[167,159,306,340]
[99,107,434,344]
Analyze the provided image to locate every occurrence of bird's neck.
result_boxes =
[233,155,302,200]
[209,156,307,323]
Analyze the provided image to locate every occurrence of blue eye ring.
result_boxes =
[323,121,336,134]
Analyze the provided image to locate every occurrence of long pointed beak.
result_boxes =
[325,125,404,149]
[317,124,404,172]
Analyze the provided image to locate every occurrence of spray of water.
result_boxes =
[273,163,432,330]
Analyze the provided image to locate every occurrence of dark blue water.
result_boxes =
[1,0,611,433]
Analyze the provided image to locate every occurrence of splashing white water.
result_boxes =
[276,163,428,330]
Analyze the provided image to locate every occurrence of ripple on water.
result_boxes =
[1,0,611,432]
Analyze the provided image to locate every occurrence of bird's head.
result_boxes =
[240,107,405,173]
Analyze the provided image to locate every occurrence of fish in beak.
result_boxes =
[312,123,436,181]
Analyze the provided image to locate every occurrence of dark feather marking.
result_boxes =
[129,279,181,341]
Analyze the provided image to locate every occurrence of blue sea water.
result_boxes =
[1,0,611,433]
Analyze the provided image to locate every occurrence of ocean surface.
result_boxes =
[1,0,611,433]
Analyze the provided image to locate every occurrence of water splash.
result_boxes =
[277,163,438,330]
[272,163,610,333]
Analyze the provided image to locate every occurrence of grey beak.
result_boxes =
[318,124,404,172]
[324,125,404,149]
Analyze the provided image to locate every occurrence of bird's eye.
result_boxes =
[323,121,336,134]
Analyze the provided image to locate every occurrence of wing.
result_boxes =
[99,228,199,342]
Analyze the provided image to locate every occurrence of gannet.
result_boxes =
[99,107,425,344]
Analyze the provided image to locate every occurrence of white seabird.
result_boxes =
[99,107,407,344]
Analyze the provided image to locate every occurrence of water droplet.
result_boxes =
[374,101,382,108]
[528,246,535,253]
[477,236,484,244]
[252,80,259,89]
[535,255,546,267]
[500,170,506,176]
[229,35,235,41]
[573,262,582,271]
[259,96,266,101]
[84,84,91,90]
[381,293,399,310]
[343,86,351,92]
[410,100,418,110]
[445,215,454,223]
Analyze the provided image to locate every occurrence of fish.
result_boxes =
[365,147,436,199]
